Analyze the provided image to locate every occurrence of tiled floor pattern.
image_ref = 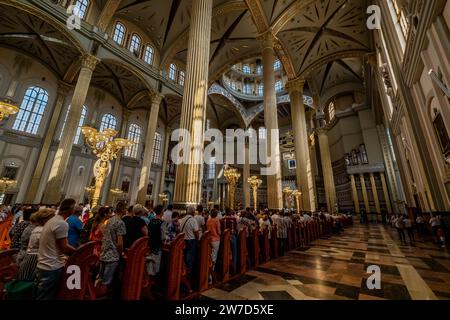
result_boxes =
[201,222,450,300]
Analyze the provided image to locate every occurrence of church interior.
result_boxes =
[0,0,450,302]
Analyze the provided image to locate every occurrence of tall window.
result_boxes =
[59,105,88,144]
[274,59,281,70]
[259,127,266,140]
[388,0,409,40]
[113,22,126,45]
[143,45,154,64]
[256,65,263,74]
[275,80,282,92]
[124,123,141,158]
[178,71,185,86]
[258,83,263,96]
[13,86,49,134]
[328,101,336,122]
[244,83,252,94]
[207,157,216,179]
[73,0,89,19]
[152,132,162,164]
[99,113,117,132]
[129,34,141,56]
[169,63,177,81]
[242,65,251,74]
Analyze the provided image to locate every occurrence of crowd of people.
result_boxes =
[1,200,346,300]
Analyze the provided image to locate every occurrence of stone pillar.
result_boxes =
[43,54,99,204]
[106,109,131,204]
[370,173,381,215]
[243,142,250,208]
[380,172,393,214]
[286,79,313,210]
[137,93,163,204]
[259,31,283,210]
[359,173,370,213]
[25,82,72,203]
[156,127,172,205]
[317,128,337,212]
[173,0,212,208]
[350,174,360,214]
[96,0,122,31]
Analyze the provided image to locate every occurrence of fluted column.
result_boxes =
[370,173,381,216]
[359,173,370,212]
[156,127,172,205]
[317,128,337,213]
[350,174,360,214]
[43,54,99,204]
[259,31,283,210]
[173,0,212,207]
[25,82,72,203]
[286,79,313,211]
[380,172,393,214]
[137,93,163,204]
[243,142,250,208]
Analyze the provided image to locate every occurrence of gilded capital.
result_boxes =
[149,91,164,105]
[81,54,100,71]
[257,30,277,50]
[316,127,328,135]
[285,78,305,94]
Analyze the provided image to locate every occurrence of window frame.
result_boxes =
[129,33,142,56]
[113,22,126,46]
[12,86,49,135]
[169,63,177,81]
[124,123,142,158]
[152,132,162,164]
[73,0,89,20]
[143,45,154,65]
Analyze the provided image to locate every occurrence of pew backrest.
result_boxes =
[197,231,212,292]
[165,233,185,300]
[122,236,149,300]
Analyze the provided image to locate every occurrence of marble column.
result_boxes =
[259,31,283,210]
[137,93,163,204]
[317,128,337,212]
[156,127,172,205]
[243,142,250,208]
[359,173,370,213]
[286,79,312,211]
[370,173,381,215]
[106,109,131,204]
[43,54,99,204]
[25,82,72,203]
[96,0,122,31]
[173,0,212,207]
[350,174,360,214]
[380,172,393,214]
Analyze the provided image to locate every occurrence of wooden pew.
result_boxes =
[259,228,270,262]
[0,219,12,250]
[0,249,18,300]
[196,231,212,292]
[122,237,149,300]
[296,222,303,248]
[292,220,299,249]
[58,242,98,300]
[270,225,278,259]
[216,229,231,283]
[237,228,247,275]
[249,228,260,268]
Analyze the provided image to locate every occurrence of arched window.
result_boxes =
[259,127,266,140]
[124,123,142,158]
[275,80,282,92]
[169,63,177,81]
[113,22,126,45]
[178,71,185,86]
[129,34,141,56]
[100,113,117,132]
[152,132,162,164]
[143,45,154,65]
[244,83,252,94]
[242,65,251,74]
[59,105,88,144]
[274,59,281,70]
[258,83,264,96]
[13,86,49,134]
[328,101,336,122]
[73,0,89,19]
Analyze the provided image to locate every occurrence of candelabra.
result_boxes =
[81,126,134,207]
[84,185,95,205]
[0,177,16,204]
[110,188,123,205]
[283,186,293,210]
[247,175,262,211]
[223,166,241,210]
[0,99,19,122]
[159,193,168,205]
[291,189,302,213]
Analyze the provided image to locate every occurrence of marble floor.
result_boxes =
[201,222,450,300]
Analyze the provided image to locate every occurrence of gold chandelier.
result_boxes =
[223,166,241,210]
[283,186,293,210]
[247,175,262,211]
[291,189,302,213]
[0,99,19,122]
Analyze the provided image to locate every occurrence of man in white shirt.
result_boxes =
[35,199,77,300]
[193,205,205,237]
[162,204,173,223]
[179,206,200,275]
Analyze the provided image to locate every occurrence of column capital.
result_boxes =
[149,91,164,105]
[316,127,328,135]
[81,54,100,71]
[56,81,73,96]
[257,30,277,50]
[285,78,306,94]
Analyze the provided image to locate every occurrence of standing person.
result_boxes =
[98,201,127,293]
[416,215,425,235]
[164,211,180,244]
[89,207,109,257]
[429,215,441,242]
[67,205,83,247]
[122,204,148,249]
[162,204,173,223]
[206,209,221,270]
[179,206,200,275]
[147,205,164,275]
[10,207,33,251]
[194,205,205,238]
[394,215,406,244]
[34,199,77,300]
[11,205,24,229]
[222,208,238,270]
[403,215,415,243]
